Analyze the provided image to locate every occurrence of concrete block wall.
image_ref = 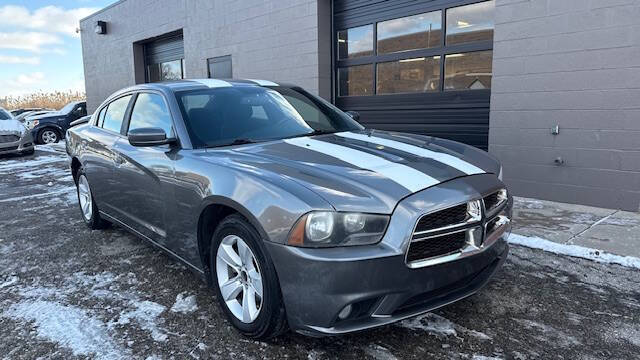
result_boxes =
[80,0,329,113]
[489,0,640,211]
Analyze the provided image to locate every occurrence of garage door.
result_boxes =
[333,0,494,150]
[144,33,185,83]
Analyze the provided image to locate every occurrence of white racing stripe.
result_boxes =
[246,79,279,86]
[337,132,485,175]
[191,79,233,88]
[284,137,439,192]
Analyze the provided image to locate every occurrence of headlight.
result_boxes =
[288,211,390,247]
[26,120,39,129]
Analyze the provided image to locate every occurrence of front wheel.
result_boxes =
[39,129,60,144]
[210,214,288,339]
[76,171,109,229]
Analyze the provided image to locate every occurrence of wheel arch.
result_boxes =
[196,196,271,285]
[37,124,65,142]
[71,157,82,184]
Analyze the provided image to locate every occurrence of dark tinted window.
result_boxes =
[102,95,132,133]
[128,93,173,136]
[377,56,441,94]
[444,51,493,90]
[337,25,373,59]
[377,11,442,54]
[446,1,495,45]
[175,86,362,148]
[338,65,373,96]
[208,55,232,79]
[0,109,11,120]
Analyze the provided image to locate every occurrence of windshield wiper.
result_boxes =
[207,138,258,148]
[307,129,336,136]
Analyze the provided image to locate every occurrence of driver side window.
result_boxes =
[128,93,173,136]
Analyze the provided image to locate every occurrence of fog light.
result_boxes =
[338,304,352,320]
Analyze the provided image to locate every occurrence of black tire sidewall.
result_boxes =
[209,214,284,337]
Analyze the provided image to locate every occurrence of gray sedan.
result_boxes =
[65,79,512,339]
[0,107,35,156]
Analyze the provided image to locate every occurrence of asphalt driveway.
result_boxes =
[1,145,639,359]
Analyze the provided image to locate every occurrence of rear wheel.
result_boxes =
[39,129,60,144]
[210,214,287,339]
[77,171,109,229]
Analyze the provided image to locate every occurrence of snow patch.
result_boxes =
[170,292,198,314]
[508,233,640,270]
[4,300,129,359]
[117,300,168,342]
[399,313,457,336]
[0,275,19,289]
[363,344,398,360]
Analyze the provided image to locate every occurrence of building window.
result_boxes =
[444,51,493,90]
[208,55,232,79]
[338,65,373,96]
[337,25,373,60]
[377,56,441,94]
[335,0,495,97]
[147,59,184,82]
[446,1,495,46]
[377,11,442,55]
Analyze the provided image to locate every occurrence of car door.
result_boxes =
[110,92,177,244]
[82,95,134,214]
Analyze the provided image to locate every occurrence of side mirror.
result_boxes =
[346,111,360,121]
[128,127,175,147]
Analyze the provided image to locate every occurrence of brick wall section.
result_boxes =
[489,0,640,211]
[80,0,328,113]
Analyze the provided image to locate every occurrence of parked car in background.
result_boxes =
[10,107,52,117]
[15,110,54,122]
[66,80,511,339]
[25,101,86,144]
[0,107,35,156]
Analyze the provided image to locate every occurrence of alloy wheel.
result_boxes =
[215,235,264,323]
[78,175,93,221]
[41,130,58,144]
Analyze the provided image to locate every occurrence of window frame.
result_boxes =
[334,0,494,99]
[93,93,135,137]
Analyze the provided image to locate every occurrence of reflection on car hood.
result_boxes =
[0,119,26,135]
[28,112,63,120]
[204,130,500,214]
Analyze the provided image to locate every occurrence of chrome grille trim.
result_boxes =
[483,189,508,217]
[412,200,482,238]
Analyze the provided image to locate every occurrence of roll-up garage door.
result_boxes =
[333,0,495,150]
[144,33,184,82]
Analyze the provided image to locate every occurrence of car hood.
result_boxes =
[0,119,26,135]
[205,130,501,214]
[29,112,64,120]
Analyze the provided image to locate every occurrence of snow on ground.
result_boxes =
[363,344,398,360]
[508,233,640,269]
[397,312,492,341]
[170,292,198,314]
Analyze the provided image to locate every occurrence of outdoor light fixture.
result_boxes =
[94,21,107,35]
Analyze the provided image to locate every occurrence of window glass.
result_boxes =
[338,65,373,96]
[208,55,232,79]
[0,109,11,120]
[175,86,362,148]
[102,95,132,133]
[444,51,493,90]
[128,93,173,136]
[446,0,495,45]
[75,104,87,117]
[377,56,441,94]
[337,25,374,59]
[147,59,184,82]
[377,11,442,54]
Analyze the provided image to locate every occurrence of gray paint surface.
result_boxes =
[80,0,329,113]
[489,0,640,211]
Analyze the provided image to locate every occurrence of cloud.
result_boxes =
[0,5,99,38]
[0,72,47,96]
[0,32,63,53]
[0,55,40,65]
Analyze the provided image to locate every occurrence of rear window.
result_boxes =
[0,109,12,120]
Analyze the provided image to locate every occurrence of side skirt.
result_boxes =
[99,210,206,279]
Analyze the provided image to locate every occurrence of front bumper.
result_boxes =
[266,174,511,336]
[0,131,34,155]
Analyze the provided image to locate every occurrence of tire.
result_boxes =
[38,128,60,144]
[76,170,109,230]
[210,214,288,339]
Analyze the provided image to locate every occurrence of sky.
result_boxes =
[0,0,115,97]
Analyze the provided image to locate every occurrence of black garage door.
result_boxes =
[333,0,495,150]
[144,32,185,83]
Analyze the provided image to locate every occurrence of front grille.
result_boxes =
[486,216,500,234]
[414,204,468,234]
[0,135,20,143]
[406,231,467,263]
[0,145,19,152]
[483,189,507,214]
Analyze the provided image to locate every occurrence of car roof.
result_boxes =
[118,79,295,94]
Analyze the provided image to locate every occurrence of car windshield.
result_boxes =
[0,109,12,120]
[59,102,77,115]
[175,86,363,148]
